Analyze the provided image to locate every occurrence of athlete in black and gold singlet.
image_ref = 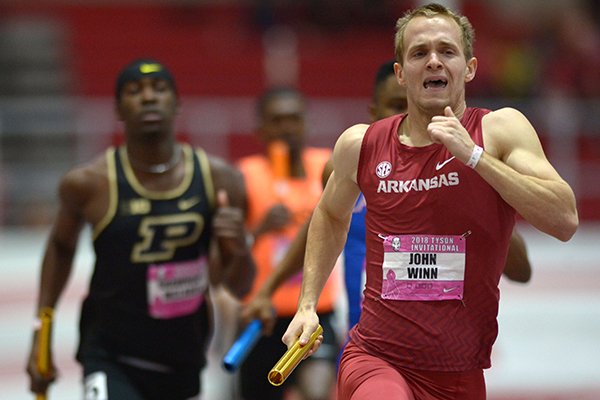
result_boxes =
[78,144,214,374]
[27,59,255,400]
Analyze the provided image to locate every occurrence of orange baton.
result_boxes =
[268,140,290,199]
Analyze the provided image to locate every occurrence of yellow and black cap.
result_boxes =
[115,58,177,100]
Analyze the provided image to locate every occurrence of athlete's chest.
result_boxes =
[365,143,463,197]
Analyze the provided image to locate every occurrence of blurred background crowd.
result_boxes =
[0,0,599,226]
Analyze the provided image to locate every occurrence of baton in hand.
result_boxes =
[268,324,323,386]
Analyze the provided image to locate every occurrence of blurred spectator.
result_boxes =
[237,86,340,400]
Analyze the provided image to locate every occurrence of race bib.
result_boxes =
[381,234,466,301]
[147,256,208,319]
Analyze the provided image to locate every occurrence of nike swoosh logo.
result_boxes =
[178,196,201,211]
[443,287,458,293]
[435,156,456,171]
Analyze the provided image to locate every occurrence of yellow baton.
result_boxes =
[268,324,323,386]
[36,307,53,400]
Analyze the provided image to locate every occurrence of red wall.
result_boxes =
[1,3,394,98]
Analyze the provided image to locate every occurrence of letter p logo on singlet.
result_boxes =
[132,213,204,263]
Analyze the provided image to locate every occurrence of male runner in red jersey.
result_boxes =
[282,4,577,399]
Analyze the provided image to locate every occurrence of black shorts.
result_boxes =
[81,357,200,400]
[240,311,340,400]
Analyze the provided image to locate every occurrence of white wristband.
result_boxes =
[465,145,483,169]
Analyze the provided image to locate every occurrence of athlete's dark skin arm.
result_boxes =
[26,157,108,395]
[502,229,531,282]
[208,155,256,299]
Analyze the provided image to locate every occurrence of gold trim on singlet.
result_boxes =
[119,144,194,200]
[93,147,119,240]
[196,148,215,211]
